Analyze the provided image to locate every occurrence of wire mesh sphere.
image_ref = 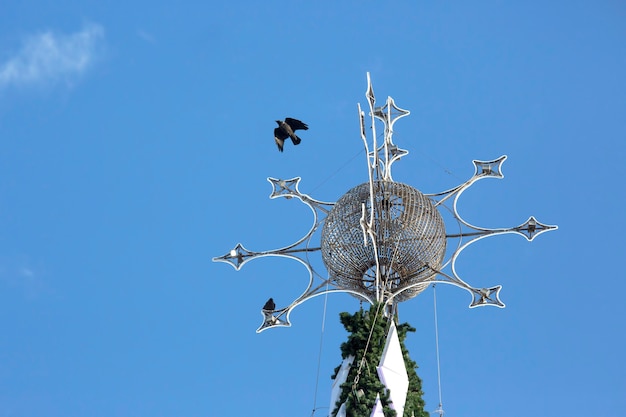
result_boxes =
[321,181,446,302]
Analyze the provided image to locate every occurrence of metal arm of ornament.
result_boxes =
[212,177,372,332]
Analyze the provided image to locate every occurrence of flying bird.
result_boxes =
[274,118,308,152]
[262,297,276,311]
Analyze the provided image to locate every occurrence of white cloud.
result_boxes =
[19,267,35,278]
[0,23,104,89]
[137,29,156,44]
[0,256,48,300]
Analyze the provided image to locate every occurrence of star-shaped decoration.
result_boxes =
[473,156,507,179]
[469,286,504,308]
[373,96,411,133]
[213,243,254,270]
[268,177,302,199]
[389,144,409,160]
[513,216,558,241]
[258,307,291,332]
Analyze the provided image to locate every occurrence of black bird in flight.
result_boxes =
[262,297,276,311]
[274,118,308,152]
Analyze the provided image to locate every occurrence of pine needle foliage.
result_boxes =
[330,303,429,417]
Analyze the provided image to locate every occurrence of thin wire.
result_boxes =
[311,282,330,417]
[310,148,364,195]
[415,147,463,182]
[433,284,445,416]
[352,301,385,389]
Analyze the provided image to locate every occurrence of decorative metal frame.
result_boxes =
[213,73,557,332]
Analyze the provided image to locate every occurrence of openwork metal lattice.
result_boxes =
[321,180,446,302]
[213,73,557,332]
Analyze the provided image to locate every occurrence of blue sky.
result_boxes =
[1,1,624,416]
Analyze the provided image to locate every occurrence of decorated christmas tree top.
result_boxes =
[213,73,557,416]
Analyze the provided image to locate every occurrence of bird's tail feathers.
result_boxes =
[291,135,302,145]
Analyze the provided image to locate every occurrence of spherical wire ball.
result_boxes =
[321,181,446,302]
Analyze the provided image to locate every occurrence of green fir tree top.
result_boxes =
[330,303,429,417]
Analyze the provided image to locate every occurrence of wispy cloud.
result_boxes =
[0,256,49,300]
[0,23,104,89]
[137,29,156,44]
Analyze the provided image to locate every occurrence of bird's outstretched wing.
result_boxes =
[285,118,308,131]
[274,127,288,152]
[274,127,288,140]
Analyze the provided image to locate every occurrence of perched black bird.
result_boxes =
[274,118,308,152]
[262,297,276,311]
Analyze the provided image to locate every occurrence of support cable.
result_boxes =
[310,282,330,417]
[310,148,364,195]
[433,284,445,417]
[352,300,386,391]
